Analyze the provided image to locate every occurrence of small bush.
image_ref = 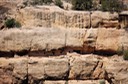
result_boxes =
[55,0,63,8]
[101,0,123,12]
[5,18,15,28]
[123,50,128,60]
[31,0,53,5]
[72,0,92,10]
[43,0,52,4]
[5,18,21,28]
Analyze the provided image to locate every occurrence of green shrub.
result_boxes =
[5,18,15,28]
[101,0,123,12]
[5,18,21,28]
[31,0,52,5]
[72,0,92,10]
[43,0,52,4]
[55,0,63,8]
[123,50,128,60]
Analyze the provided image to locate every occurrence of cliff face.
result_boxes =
[0,54,128,84]
[0,2,128,84]
[0,28,127,56]
[16,6,120,28]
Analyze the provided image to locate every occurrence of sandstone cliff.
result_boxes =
[15,6,120,28]
[0,1,128,84]
[0,28,127,56]
[0,54,128,84]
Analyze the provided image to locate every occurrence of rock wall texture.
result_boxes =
[16,6,121,28]
[0,54,128,84]
[0,28,127,56]
[0,2,128,84]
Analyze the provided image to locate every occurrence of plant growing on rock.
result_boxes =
[31,0,53,5]
[55,0,63,8]
[4,18,21,28]
[71,0,92,10]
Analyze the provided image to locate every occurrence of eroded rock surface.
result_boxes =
[0,28,127,56]
[0,55,128,84]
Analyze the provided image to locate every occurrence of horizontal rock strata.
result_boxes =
[0,55,128,84]
[0,28,127,56]
[16,6,121,28]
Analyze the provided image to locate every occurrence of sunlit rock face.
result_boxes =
[0,1,128,84]
[16,6,91,28]
[0,28,127,56]
[0,55,128,84]
[16,6,121,29]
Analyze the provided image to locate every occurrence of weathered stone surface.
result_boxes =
[28,57,45,80]
[0,28,127,55]
[69,55,99,79]
[16,6,91,28]
[0,55,128,84]
[28,57,69,80]
[91,11,119,28]
[44,57,69,79]
[0,57,28,84]
[103,56,128,84]
[68,80,109,84]
[0,58,13,84]
[44,80,66,84]
[83,29,98,53]
[96,28,123,53]
[0,28,86,52]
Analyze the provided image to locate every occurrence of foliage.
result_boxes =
[100,0,123,12]
[55,0,63,8]
[123,50,128,60]
[5,18,15,28]
[31,0,53,5]
[71,0,92,10]
[5,18,21,28]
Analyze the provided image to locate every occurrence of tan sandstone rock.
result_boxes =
[68,80,109,84]
[0,57,28,84]
[103,56,128,84]
[96,28,123,53]
[28,57,69,80]
[44,81,66,84]
[16,6,91,28]
[69,55,99,79]
[91,11,119,28]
